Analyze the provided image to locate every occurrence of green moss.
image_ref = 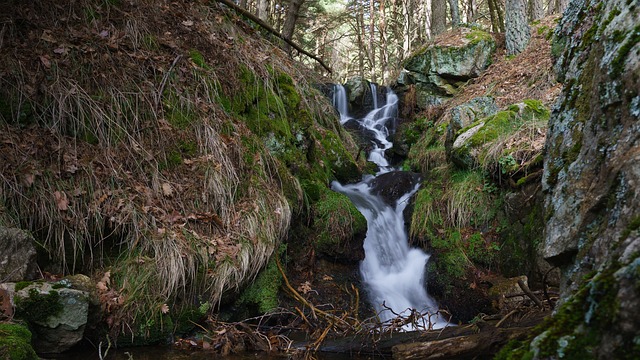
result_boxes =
[236,245,286,315]
[189,49,209,69]
[0,323,38,360]
[14,282,32,292]
[619,215,640,240]
[313,188,366,255]
[15,288,64,324]
[464,29,493,45]
[611,25,640,77]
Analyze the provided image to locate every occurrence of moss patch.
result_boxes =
[0,323,38,360]
[15,288,64,324]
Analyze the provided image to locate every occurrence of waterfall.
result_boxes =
[331,84,446,329]
[332,84,350,124]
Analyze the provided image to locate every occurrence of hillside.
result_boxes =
[0,0,367,347]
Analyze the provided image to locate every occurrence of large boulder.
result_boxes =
[343,77,385,118]
[398,28,496,109]
[2,280,90,353]
[509,0,640,358]
[448,100,549,181]
[444,96,499,152]
[0,227,38,282]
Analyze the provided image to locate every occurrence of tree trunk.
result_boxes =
[431,0,447,36]
[488,0,505,32]
[379,0,387,84]
[257,0,269,21]
[554,0,569,14]
[505,0,530,55]
[528,0,544,21]
[282,0,305,54]
[448,0,460,27]
[369,0,376,82]
[403,0,414,57]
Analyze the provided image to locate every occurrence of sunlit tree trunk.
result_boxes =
[379,0,387,84]
[528,0,544,21]
[356,1,365,78]
[431,0,447,36]
[403,0,414,57]
[257,0,269,21]
[240,0,247,9]
[369,0,376,82]
[448,0,460,27]
[506,0,530,55]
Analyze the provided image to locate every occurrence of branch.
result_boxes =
[211,0,332,73]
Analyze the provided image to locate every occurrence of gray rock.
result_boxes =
[1,281,89,353]
[398,28,496,109]
[445,96,498,158]
[0,227,38,282]
[535,0,640,357]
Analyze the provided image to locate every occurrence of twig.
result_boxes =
[211,0,332,73]
[156,55,182,109]
[517,279,544,309]
[494,309,517,328]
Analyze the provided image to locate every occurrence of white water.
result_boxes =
[331,84,446,328]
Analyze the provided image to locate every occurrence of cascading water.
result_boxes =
[331,84,446,328]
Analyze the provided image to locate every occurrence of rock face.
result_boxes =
[343,77,385,118]
[534,0,640,357]
[0,227,38,282]
[2,281,90,353]
[369,171,421,207]
[397,28,496,109]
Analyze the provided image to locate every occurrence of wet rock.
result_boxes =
[369,171,421,207]
[1,281,90,353]
[343,77,385,118]
[0,227,39,282]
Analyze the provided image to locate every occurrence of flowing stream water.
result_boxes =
[331,84,445,328]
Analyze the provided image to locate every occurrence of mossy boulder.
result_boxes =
[444,96,499,153]
[2,282,89,353]
[448,100,549,181]
[398,27,496,109]
[0,323,38,360]
[312,188,367,263]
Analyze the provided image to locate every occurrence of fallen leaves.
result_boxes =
[54,190,69,211]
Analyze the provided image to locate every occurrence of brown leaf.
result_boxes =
[160,303,170,314]
[39,55,51,69]
[96,281,108,291]
[162,183,173,197]
[54,191,69,211]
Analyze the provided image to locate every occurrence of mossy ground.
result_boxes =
[0,323,38,360]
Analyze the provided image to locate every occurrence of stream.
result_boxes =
[331,84,445,328]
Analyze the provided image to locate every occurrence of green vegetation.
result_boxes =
[313,188,367,257]
[0,323,38,360]
[236,246,286,316]
[15,288,64,324]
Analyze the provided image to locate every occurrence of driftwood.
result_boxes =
[392,326,532,360]
[211,0,332,73]
[316,310,549,358]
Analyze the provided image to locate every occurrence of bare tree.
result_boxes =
[257,0,269,21]
[528,0,544,21]
[431,0,447,36]
[448,0,461,27]
[505,0,530,55]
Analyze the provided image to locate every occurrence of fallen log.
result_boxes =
[392,326,533,360]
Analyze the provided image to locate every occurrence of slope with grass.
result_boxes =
[0,0,365,345]
[395,16,562,321]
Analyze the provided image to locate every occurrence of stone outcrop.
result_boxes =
[397,27,496,109]
[529,0,640,358]
[0,227,38,282]
[1,280,90,353]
